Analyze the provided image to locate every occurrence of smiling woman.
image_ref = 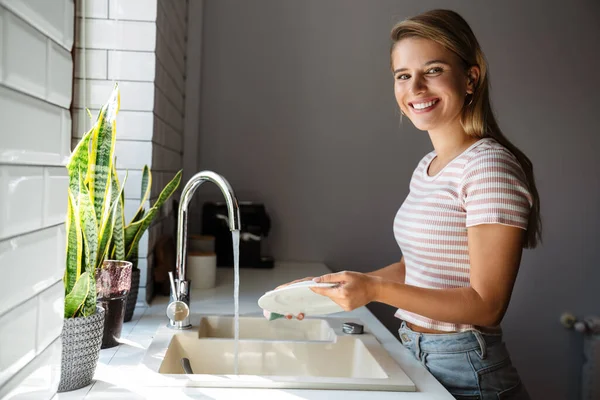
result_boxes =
[270,8,542,400]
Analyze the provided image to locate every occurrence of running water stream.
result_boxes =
[232,230,240,375]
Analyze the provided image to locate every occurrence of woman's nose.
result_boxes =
[409,75,426,95]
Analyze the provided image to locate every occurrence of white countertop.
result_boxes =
[55,261,453,399]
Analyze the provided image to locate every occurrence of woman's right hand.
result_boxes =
[273,276,316,320]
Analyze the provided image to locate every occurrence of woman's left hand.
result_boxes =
[310,271,381,311]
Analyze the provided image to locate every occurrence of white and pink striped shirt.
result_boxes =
[393,138,532,332]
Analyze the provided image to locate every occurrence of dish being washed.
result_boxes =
[258,281,344,316]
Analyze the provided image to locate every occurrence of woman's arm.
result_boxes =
[366,256,405,282]
[314,224,525,327]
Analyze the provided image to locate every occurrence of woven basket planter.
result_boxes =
[123,267,140,322]
[57,306,105,392]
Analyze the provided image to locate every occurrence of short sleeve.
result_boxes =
[461,149,532,230]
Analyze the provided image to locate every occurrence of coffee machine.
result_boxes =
[201,201,274,268]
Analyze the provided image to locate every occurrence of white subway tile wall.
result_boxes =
[76,0,108,19]
[0,1,73,397]
[75,0,187,305]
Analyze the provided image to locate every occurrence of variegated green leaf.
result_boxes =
[111,162,127,261]
[78,171,98,276]
[64,271,90,318]
[124,206,158,261]
[95,176,125,270]
[81,272,97,317]
[129,165,151,226]
[124,170,182,259]
[154,170,182,211]
[66,128,93,200]
[64,190,82,295]
[88,84,120,223]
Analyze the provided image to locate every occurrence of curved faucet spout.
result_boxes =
[170,170,240,329]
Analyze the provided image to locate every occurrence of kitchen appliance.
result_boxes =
[201,201,274,268]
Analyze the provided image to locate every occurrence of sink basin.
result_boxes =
[160,336,385,378]
[197,315,335,341]
[142,314,416,391]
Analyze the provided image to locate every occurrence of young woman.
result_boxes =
[271,9,541,400]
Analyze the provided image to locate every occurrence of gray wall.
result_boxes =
[193,1,600,398]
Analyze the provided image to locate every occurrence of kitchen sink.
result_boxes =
[141,314,416,391]
[197,315,335,341]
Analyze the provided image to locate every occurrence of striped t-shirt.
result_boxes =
[393,138,532,332]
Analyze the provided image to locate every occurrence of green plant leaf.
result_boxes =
[96,176,125,270]
[129,165,151,226]
[66,128,93,200]
[78,170,98,275]
[124,206,157,261]
[64,271,90,318]
[154,170,182,211]
[64,189,82,295]
[124,170,182,260]
[88,84,120,224]
[81,272,97,317]
[110,162,127,261]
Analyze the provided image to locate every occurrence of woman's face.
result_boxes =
[391,37,477,132]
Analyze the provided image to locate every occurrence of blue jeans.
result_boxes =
[398,321,530,400]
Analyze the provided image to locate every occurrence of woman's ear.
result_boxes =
[466,65,480,94]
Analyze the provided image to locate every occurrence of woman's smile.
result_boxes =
[409,97,440,114]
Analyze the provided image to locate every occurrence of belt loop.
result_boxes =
[472,330,487,359]
[415,333,423,361]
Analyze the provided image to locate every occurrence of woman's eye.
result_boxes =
[396,74,410,80]
[427,67,443,74]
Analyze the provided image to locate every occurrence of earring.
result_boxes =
[466,92,474,106]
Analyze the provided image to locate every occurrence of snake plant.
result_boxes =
[108,165,182,268]
[64,84,124,318]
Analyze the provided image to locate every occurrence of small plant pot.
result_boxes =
[123,267,140,322]
[58,305,105,393]
[96,260,132,349]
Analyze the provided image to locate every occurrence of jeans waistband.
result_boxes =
[398,320,502,356]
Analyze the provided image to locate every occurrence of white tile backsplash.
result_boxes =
[113,140,153,170]
[124,198,151,227]
[43,167,68,226]
[0,166,44,239]
[109,0,157,22]
[0,86,67,166]
[73,79,155,111]
[47,40,73,108]
[0,337,61,400]
[1,0,74,50]
[72,109,154,142]
[37,280,64,353]
[0,7,4,81]
[116,168,143,200]
[108,50,155,82]
[3,10,47,100]
[0,296,38,387]
[0,226,65,316]
[74,49,107,80]
[76,19,156,51]
[76,0,108,19]
[0,2,71,398]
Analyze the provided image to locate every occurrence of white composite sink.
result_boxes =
[197,315,336,341]
[141,314,416,391]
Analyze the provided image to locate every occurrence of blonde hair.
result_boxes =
[390,9,542,248]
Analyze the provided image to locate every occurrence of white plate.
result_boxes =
[258,281,344,316]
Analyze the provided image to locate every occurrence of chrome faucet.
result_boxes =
[168,171,241,329]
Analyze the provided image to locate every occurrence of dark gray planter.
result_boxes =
[123,267,140,322]
[57,306,105,392]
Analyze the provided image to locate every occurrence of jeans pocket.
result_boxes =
[497,380,530,400]
[472,349,529,400]
[423,351,480,398]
